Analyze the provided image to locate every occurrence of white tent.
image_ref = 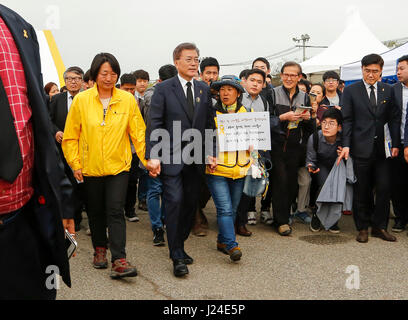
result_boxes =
[35,30,66,88]
[341,41,408,81]
[300,7,388,75]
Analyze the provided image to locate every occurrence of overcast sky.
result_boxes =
[2,0,407,79]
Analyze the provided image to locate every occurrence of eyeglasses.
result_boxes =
[324,79,338,83]
[181,57,200,64]
[281,73,299,79]
[321,120,338,128]
[65,76,82,82]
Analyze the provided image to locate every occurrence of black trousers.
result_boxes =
[125,153,139,214]
[161,164,202,260]
[353,154,391,231]
[84,172,129,262]
[270,148,302,226]
[390,145,408,225]
[236,193,250,227]
[0,200,56,300]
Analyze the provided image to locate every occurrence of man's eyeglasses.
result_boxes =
[324,79,338,83]
[181,57,200,64]
[362,68,381,75]
[321,120,338,128]
[65,76,83,83]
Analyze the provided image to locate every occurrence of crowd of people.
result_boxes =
[2,4,408,299]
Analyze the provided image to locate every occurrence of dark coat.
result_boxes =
[49,91,69,136]
[0,4,72,287]
[146,76,213,176]
[342,80,400,158]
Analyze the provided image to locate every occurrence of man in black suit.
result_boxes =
[0,4,73,299]
[146,43,216,277]
[49,66,85,231]
[391,55,408,232]
[339,53,401,243]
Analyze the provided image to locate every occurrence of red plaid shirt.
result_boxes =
[0,17,34,214]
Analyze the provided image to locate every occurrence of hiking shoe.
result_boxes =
[93,247,108,269]
[138,200,148,212]
[217,242,229,255]
[228,247,242,261]
[329,222,340,234]
[110,258,138,279]
[260,210,273,225]
[293,211,312,224]
[153,227,165,246]
[392,221,406,233]
[125,210,140,222]
[278,224,292,236]
[247,211,257,225]
[310,213,321,232]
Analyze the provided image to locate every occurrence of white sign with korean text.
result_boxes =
[217,112,271,152]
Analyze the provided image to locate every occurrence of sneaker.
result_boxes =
[247,211,257,225]
[391,221,406,233]
[310,213,321,232]
[93,247,108,269]
[125,210,140,222]
[278,224,292,236]
[217,242,229,255]
[260,210,273,225]
[138,200,148,212]
[110,258,138,279]
[342,210,352,215]
[329,222,340,234]
[153,227,165,246]
[293,211,312,224]
[228,247,242,261]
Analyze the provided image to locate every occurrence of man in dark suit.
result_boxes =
[339,53,401,243]
[49,66,85,231]
[146,43,216,277]
[392,55,408,232]
[0,4,73,299]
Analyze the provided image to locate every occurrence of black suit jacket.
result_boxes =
[49,91,69,136]
[146,76,213,176]
[342,80,400,158]
[0,4,72,287]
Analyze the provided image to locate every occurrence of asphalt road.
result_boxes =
[57,200,408,300]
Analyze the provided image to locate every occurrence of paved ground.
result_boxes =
[57,200,408,300]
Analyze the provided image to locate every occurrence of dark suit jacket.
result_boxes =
[342,80,400,158]
[0,4,72,287]
[49,91,69,136]
[146,76,213,176]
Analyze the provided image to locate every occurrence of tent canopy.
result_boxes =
[341,41,408,81]
[36,30,65,88]
[300,7,388,75]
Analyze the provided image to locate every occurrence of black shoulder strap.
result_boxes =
[313,130,319,153]
[260,95,268,111]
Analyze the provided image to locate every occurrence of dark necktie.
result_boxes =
[0,76,23,183]
[186,81,194,120]
[369,85,377,113]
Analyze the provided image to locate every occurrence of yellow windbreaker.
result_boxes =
[206,106,252,179]
[62,85,147,177]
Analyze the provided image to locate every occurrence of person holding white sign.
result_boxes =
[206,75,252,262]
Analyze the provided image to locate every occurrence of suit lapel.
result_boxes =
[192,80,203,126]
[396,82,403,110]
[358,80,375,117]
[376,82,385,115]
[172,77,193,123]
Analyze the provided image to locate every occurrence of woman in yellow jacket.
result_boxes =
[207,76,252,262]
[62,53,156,279]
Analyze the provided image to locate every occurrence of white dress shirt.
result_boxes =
[363,80,378,103]
[401,83,408,142]
[67,92,74,112]
[178,74,195,100]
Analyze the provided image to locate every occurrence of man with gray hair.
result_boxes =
[49,66,85,231]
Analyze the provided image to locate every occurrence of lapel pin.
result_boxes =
[200,90,202,94]
[196,97,200,103]
[23,30,28,38]
[382,88,385,92]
